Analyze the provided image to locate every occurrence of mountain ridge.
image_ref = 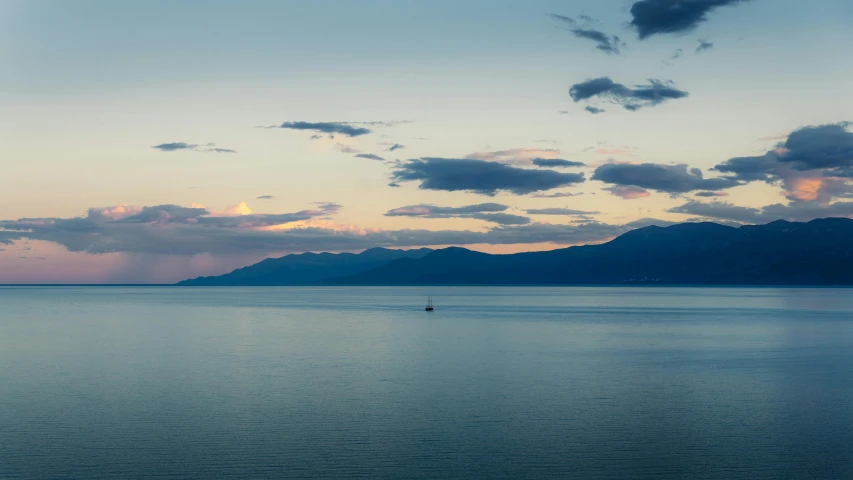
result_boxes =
[177,218,853,286]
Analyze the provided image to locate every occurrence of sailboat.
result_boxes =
[425,296,434,311]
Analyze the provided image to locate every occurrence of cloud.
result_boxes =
[151,142,236,153]
[668,200,853,224]
[223,202,253,216]
[466,148,561,165]
[391,158,585,195]
[712,122,853,203]
[548,13,577,25]
[570,77,688,111]
[337,143,359,154]
[0,203,673,257]
[526,208,598,216]
[696,39,714,53]
[571,28,625,55]
[355,153,386,161]
[387,143,405,152]
[386,203,508,216]
[585,106,605,114]
[629,0,750,39]
[603,186,651,199]
[548,14,623,54]
[351,120,412,127]
[668,201,761,224]
[384,204,532,225]
[593,163,740,193]
[694,191,728,197]
[256,195,276,200]
[275,121,371,137]
[531,192,581,198]
[664,48,683,64]
[532,158,585,168]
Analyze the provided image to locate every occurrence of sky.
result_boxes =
[1,0,852,283]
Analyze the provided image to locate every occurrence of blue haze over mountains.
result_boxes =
[180,218,853,286]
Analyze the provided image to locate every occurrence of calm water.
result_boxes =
[2,287,853,479]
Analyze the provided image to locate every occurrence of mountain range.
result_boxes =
[178,218,853,286]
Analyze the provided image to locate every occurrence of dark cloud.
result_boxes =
[256,196,276,200]
[570,77,688,111]
[585,106,606,114]
[629,0,750,39]
[387,143,405,152]
[780,122,853,170]
[526,208,598,216]
[711,154,779,182]
[532,158,586,168]
[694,191,728,197]
[152,142,236,153]
[152,142,194,151]
[696,39,714,53]
[391,158,585,196]
[712,122,853,202]
[276,121,371,137]
[593,163,740,193]
[355,153,386,161]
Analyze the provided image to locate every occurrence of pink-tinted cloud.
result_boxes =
[465,148,561,165]
[603,185,651,199]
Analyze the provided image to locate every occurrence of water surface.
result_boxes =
[2,286,853,479]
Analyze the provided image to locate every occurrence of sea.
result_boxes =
[2,286,853,479]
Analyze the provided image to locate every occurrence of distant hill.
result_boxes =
[177,219,853,286]
[177,247,433,285]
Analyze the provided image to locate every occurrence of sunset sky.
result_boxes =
[2,0,852,283]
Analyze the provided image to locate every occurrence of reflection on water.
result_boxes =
[2,286,853,479]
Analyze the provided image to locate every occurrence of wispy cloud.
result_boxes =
[549,14,624,54]
[532,192,581,198]
[526,208,598,216]
[151,142,236,153]
[272,121,372,137]
[696,39,714,53]
[570,77,688,112]
[355,153,386,161]
[385,203,530,225]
